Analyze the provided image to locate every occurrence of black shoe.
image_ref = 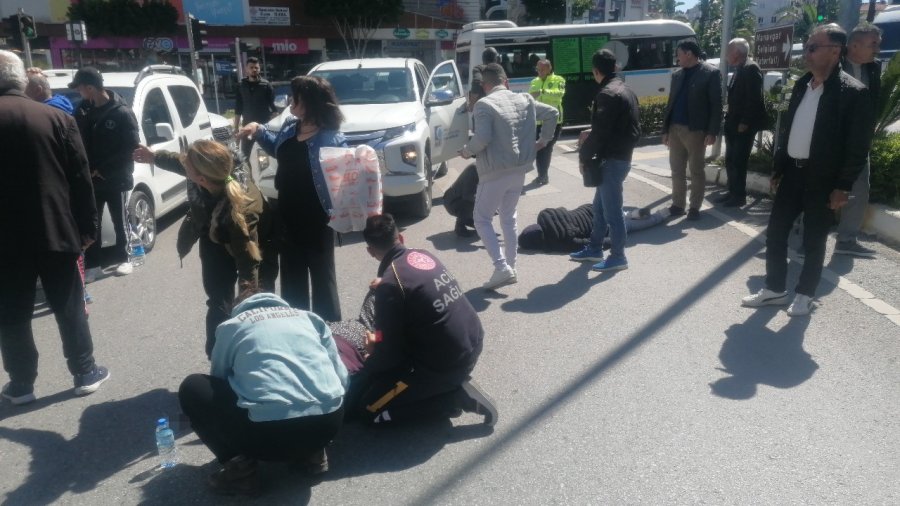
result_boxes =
[668,205,686,217]
[714,193,732,203]
[454,220,474,237]
[209,456,260,496]
[530,175,548,186]
[723,197,746,208]
[73,365,110,396]
[686,208,701,220]
[459,380,498,427]
[2,381,35,405]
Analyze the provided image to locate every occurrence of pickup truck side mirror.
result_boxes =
[155,123,176,142]
[274,95,289,110]
[425,89,455,107]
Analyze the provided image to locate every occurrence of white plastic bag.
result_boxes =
[320,145,383,233]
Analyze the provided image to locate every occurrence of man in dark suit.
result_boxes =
[833,23,882,258]
[0,51,110,405]
[662,40,723,220]
[719,38,766,208]
[742,25,873,317]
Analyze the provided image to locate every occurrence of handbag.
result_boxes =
[582,158,604,187]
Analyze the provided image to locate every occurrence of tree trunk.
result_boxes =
[838,0,861,33]
[866,0,875,23]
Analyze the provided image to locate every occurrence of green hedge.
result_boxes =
[638,96,667,136]
[870,133,900,208]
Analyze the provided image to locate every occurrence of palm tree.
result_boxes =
[876,53,900,137]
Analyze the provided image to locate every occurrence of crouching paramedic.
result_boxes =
[346,214,498,426]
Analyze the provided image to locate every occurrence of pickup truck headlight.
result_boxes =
[400,144,417,166]
[383,122,416,141]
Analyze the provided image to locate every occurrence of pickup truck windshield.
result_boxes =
[311,68,415,105]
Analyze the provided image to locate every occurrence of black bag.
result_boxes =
[582,158,603,187]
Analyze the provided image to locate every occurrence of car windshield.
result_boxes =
[50,86,136,109]
[310,68,415,105]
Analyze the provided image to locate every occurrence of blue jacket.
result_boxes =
[44,94,74,115]
[211,292,349,422]
[254,118,347,217]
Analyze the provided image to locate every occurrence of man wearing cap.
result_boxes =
[70,67,140,279]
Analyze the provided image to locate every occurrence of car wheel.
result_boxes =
[435,161,448,179]
[410,152,433,219]
[127,190,156,252]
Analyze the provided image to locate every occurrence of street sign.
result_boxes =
[754,25,794,71]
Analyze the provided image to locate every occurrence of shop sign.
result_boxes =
[261,38,309,55]
[415,29,429,39]
[436,29,450,39]
[250,6,290,26]
[393,27,410,39]
[143,37,176,51]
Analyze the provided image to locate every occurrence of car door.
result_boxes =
[167,82,213,147]
[134,85,186,210]
[423,60,468,164]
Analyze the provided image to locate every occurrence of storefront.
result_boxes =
[325,28,458,70]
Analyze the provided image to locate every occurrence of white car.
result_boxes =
[252,58,469,218]
[49,65,233,251]
[705,58,784,92]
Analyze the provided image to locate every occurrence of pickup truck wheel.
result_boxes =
[127,190,156,252]
[410,153,433,219]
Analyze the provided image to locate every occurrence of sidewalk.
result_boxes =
[561,140,900,247]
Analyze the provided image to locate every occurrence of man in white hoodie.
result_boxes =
[460,63,559,290]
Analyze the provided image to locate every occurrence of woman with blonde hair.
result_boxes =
[133,140,277,356]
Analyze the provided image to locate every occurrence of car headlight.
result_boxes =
[383,122,416,141]
[400,144,417,166]
[257,150,269,171]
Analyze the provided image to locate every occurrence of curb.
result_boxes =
[704,164,900,247]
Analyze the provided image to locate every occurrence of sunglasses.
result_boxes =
[804,43,841,53]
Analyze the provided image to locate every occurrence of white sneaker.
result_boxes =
[787,294,813,316]
[114,262,133,276]
[482,267,517,290]
[83,267,101,284]
[741,288,789,307]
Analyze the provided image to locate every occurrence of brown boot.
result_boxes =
[208,455,260,496]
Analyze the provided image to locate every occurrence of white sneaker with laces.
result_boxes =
[787,294,813,316]
[741,288,789,307]
[114,262,133,276]
[83,267,101,284]
[482,267,516,290]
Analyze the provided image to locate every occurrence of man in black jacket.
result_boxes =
[234,57,277,159]
[719,38,766,207]
[570,49,641,273]
[742,24,874,317]
[0,51,109,405]
[662,40,723,220]
[834,23,882,258]
[70,67,140,278]
[347,214,497,426]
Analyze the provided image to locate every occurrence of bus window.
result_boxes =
[494,45,549,79]
[457,49,470,88]
[620,38,677,71]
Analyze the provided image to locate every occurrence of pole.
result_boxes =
[186,12,198,83]
[18,9,32,68]
[565,0,573,24]
[711,0,734,159]
[235,37,243,81]
[211,53,220,114]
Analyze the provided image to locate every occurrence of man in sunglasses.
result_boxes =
[742,24,874,317]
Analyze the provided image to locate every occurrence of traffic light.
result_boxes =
[19,14,36,39]
[816,0,826,22]
[4,15,22,49]
[189,15,207,50]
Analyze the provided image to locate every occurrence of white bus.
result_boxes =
[455,20,697,126]
[874,5,900,64]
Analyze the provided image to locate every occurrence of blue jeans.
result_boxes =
[589,159,631,258]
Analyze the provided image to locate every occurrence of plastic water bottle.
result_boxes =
[128,226,145,266]
[155,417,178,469]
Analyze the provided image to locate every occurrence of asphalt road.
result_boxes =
[2,138,899,505]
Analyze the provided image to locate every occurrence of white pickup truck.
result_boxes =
[47,66,234,251]
[251,58,469,218]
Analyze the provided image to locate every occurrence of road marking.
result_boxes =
[631,150,669,161]
[627,166,900,327]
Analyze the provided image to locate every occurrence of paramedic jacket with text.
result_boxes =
[364,245,484,376]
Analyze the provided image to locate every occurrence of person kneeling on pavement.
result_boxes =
[346,214,498,426]
[178,289,348,495]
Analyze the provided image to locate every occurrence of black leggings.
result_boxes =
[178,374,344,463]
